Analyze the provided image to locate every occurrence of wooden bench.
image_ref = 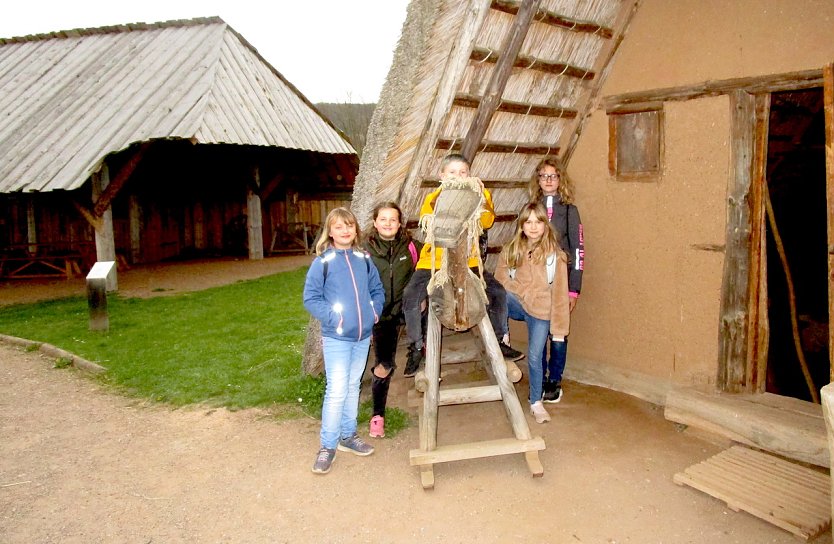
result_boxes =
[0,254,83,279]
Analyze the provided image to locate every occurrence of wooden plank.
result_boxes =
[421,310,442,452]
[410,436,545,466]
[674,446,831,540]
[437,384,502,405]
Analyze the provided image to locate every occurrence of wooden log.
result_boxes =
[664,386,828,468]
[452,93,577,119]
[505,360,522,383]
[489,0,613,38]
[421,310,442,453]
[477,315,532,440]
[469,46,595,80]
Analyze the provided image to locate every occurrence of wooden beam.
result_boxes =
[71,200,102,231]
[462,0,541,162]
[421,176,529,189]
[438,138,558,156]
[603,69,824,111]
[396,0,493,220]
[490,0,614,38]
[717,91,756,393]
[825,63,834,383]
[406,212,517,230]
[470,46,594,81]
[92,143,150,218]
[453,93,577,119]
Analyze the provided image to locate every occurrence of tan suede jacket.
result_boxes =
[494,251,571,339]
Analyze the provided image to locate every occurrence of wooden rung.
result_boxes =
[438,384,502,406]
[410,436,545,466]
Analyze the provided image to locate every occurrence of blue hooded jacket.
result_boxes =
[303,248,385,341]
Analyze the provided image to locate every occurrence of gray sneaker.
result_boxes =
[337,434,374,456]
[311,447,336,474]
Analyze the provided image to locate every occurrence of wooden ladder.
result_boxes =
[409,309,546,489]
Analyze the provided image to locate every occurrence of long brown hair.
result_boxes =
[501,202,561,269]
[364,201,406,241]
[528,157,574,204]
[314,207,360,255]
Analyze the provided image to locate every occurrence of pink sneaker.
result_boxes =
[369,415,385,438]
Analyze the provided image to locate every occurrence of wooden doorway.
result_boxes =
[759,87,829,402]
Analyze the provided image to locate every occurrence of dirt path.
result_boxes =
[0,257,826,543]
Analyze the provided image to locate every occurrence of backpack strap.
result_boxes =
[407,241,418,265]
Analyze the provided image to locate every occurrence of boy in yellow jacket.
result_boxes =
[402,154,523,376]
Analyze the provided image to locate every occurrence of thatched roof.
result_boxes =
[353,0,637,253]
[0,17,355,194]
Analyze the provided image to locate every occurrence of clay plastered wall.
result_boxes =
[605,0,834,95]
[569,97,728,387]
[565,0,834,397]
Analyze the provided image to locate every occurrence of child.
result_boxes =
[303,207,385,474]
[494,202,570,424]
[401,153,523,377]
[529,157,584,403]
[362,202,421,438]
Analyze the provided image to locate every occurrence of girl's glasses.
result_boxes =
[538,174,558,181]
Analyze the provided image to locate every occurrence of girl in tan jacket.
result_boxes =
[495,202,571,423]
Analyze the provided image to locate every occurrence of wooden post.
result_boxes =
[128,195,142,264]
[193,202,205,250]
[26,195,37,254]
[824,63,834,383]
[92,165,117,291]
[247,189,264,260]
[717,91,755,392]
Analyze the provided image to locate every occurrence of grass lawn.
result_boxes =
[0,266,409,435]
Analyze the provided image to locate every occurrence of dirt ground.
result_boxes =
[0,257,828,543]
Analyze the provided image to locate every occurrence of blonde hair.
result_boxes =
[501,202,561,269]
[314,207,360,255]
[528,157,574,205]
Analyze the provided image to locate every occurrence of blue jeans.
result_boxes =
[506,292,548,404]
[542,336,568,384]
[320,336,371,449]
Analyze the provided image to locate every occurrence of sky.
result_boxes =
[0,0,411,104]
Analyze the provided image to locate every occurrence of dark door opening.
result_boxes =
[764,88,829,402]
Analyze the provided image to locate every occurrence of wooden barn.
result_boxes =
[352,0,834,470]
[0,17,356,282]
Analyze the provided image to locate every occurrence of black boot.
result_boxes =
[404,343,424,377]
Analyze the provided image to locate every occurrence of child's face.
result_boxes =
[330,218,357,249]
[373,208,401,241]
[522,213,546,242]
[538,165,560,196]
[440,159,469,180]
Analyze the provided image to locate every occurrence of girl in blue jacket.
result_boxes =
[303,207,385,475]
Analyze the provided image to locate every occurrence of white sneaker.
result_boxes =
[530,401,551,424]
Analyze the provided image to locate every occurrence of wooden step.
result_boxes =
[674,445,831,540]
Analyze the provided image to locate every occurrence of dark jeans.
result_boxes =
[370,318,399,417]
[542,336,568,384]
[402,268,508,348]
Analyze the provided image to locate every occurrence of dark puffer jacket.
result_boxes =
[363,231,422,323]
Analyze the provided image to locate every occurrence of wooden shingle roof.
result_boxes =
[0,17,355,193]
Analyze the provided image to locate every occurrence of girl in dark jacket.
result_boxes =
[362,202,421,438]
[529,157,585,403]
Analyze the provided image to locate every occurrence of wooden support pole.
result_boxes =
[92,165,117,292]
[461,0,541,163]
[824,63,834,383]
[128,195,142,264]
